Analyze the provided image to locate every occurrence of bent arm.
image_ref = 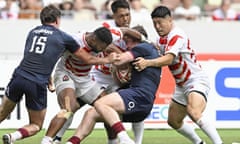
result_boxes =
[134,53,175,71]
[74,48,116,65]
[146,53,175,67]
[113,51,134,66]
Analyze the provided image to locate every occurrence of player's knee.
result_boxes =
[57,109,73,119]
[167,118,181,129]
[85,108,98,119]
[187,107,202,122]
[32,123,41,132]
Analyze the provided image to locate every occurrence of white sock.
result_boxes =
[108,138,118,144]
[197,117,223,144]
[118,131,131,142]
[10,131,22,141]
[41,136,53,144]
[55,115,73,138]
[177,122,202,144]
[132,121,144,144]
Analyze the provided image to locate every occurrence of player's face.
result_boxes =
[91,40,109,53]
[123,35,136,50]
[113,8,131,27]
[152,16,172,37]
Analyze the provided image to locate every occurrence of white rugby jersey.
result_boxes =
[93,20,126,75]
[55,32,97,77]
[157,26,205,86]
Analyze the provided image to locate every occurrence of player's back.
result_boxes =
[130,42,161,100]
[17,25,79,84]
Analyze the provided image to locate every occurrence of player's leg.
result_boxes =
[41,88,79,144]
[104,123,118,144]
[132,121,144,144]
[168,100,203,144]
[0,95,16,122]
[0,74,22,123]
[53,97,87,143]
[3,109,46,144]
[3,78,47,144]
[1,95,17,144]
[93,92,135,144]
[187,91,223,144]
[66,107,103,144]
[53,114,74,143]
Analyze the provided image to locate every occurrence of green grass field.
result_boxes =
[0,128,239,144]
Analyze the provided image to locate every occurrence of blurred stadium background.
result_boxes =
[0,0,240,143]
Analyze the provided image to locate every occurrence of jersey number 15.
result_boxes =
[29,36,47,54]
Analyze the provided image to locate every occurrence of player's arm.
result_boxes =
[133,53,175,71]
[47,76,55,92]
[74,48,117,65]
[105,43,124,54]
[120,27,142,40]
[113,51,134,66]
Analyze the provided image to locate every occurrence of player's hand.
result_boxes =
[108,52,120,63]
[133,57,148,71]
[48,77,55,93]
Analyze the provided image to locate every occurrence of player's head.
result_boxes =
[40,4,61,26]
[111,0,131,27]
[151,5,173,37]
[124,25,148,50]
[88,27,113,53]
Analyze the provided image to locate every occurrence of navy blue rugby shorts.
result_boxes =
[118,88,153,122]
[5,73,47,110]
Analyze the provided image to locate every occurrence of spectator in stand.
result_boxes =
[59,0,74,19]
[212,0,238,20]
[18,0,43,19]
[174,0,201,20]
[73,0,97,20]
[155,0,181,12]
[129,0,152,23]
[204,0,222,16]
[0,0,19,19]
[98,0,114,20]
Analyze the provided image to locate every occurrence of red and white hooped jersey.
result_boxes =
[156,26,206,86]
[93,20,127,76]
[56,32,97,77]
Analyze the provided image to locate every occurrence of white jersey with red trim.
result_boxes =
[157,26,206,86]
[55,32,97,77]
[91,20,128,90]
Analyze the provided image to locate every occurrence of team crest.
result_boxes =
[62,75,69,81]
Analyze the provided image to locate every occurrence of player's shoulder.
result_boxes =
[102,20,116,28]
[168,26,188,39]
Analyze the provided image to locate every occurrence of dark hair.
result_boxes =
[132,25,148,39]
[94,27,113,45]
[151,5,171,18]
[40,4,61,25]
[111,0,130,14]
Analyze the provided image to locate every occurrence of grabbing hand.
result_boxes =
[133,57,148,71]
[108,52,120,63]
[48,77,55,93]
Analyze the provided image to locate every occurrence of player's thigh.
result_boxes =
[96,92,125,113]
[75,79,105,105]
[168,100,187,122]
[187,91,207,114]
[28,108,46,128]
[54,70,75,98]
[57,88,79,111]
[0,95,16,119]
[54,71,79,110]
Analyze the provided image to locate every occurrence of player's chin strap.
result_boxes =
[57,109,73,119]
